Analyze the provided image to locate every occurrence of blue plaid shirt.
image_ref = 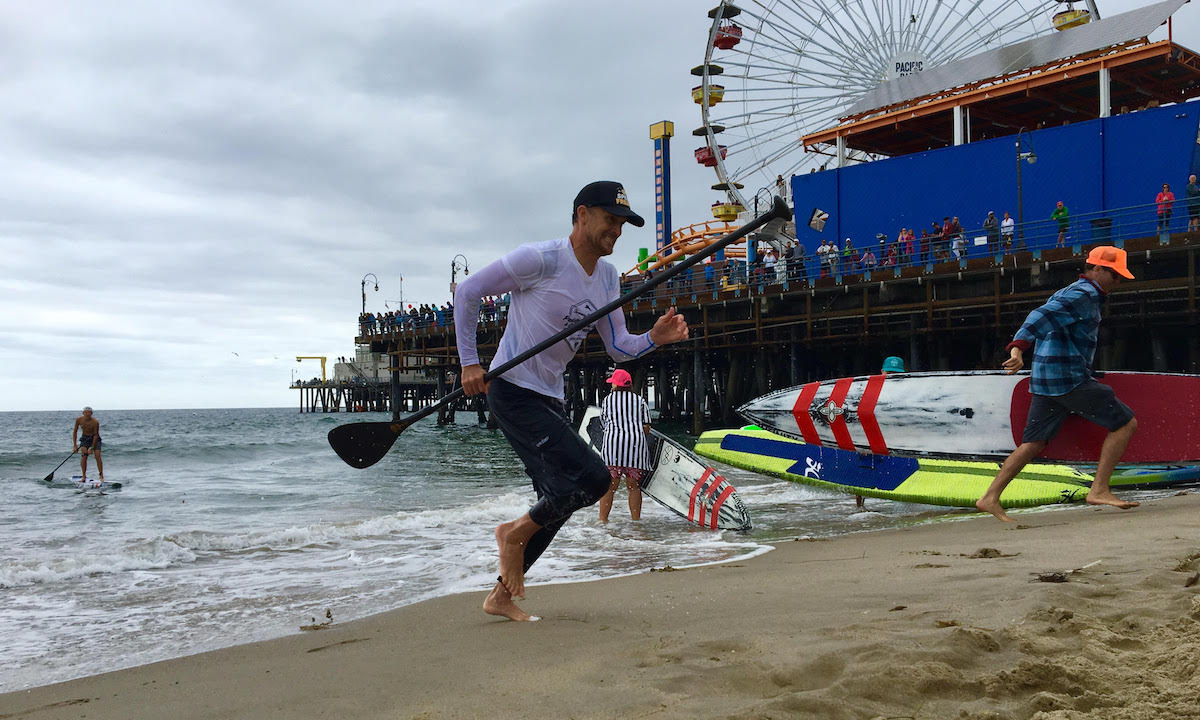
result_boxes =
[1009,277,1105,396]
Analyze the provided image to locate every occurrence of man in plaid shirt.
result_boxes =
[977,246,1139,521]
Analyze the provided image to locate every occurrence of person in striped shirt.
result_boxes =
[976,246,1139,522]
[597,369,652,522]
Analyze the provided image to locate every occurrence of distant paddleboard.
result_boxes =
[579,406,751,530]
[694,428,1087,508]
[737,371,1200,463]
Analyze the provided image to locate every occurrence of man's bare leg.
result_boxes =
[625,478,642,521]
[1087,418,1139,510]
[597,478,619,523]
[494,513,541,600]
[976,441,1047,522]
[482,580,539,622]
[95,451,104,481]
[80,452,89,481]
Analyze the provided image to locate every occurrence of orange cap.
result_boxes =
[1086,245,1133,279]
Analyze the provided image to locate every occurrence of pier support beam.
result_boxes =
[691,350,705,435]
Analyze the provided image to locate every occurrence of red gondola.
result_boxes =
[714,24,742,50]
[694,145,728,167]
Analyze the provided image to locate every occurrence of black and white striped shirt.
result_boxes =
[600,389,651,469]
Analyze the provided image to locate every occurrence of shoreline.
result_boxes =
[3,492,1198,720]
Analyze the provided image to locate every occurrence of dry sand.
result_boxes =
[3,493,1199,720]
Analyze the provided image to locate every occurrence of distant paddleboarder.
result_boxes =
[455,181,689,621]
[72,406,104,483]
[976,246,1139,522]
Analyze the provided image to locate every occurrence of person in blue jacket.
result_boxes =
[976,246,1139,522]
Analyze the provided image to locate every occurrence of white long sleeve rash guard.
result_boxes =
[453,237,656,401]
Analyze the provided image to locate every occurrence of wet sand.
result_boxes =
[3,492,1199,720]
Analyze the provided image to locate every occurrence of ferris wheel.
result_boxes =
[695,0,1067,210]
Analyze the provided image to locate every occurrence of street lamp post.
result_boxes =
[1015,127,1037,242]
[361,273,379,315]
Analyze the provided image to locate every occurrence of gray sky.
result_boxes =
[0,0,1182,410]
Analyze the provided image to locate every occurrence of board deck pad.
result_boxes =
[579,406,751,530]
[738,371,1200,463]
[695,428,1088,508]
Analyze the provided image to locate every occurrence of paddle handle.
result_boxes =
[396,197,791,428]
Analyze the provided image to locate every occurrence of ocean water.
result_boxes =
[0,407,1180,692]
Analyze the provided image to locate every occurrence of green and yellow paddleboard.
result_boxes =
[695,428,1090,508]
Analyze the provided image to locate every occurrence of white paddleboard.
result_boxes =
[579,405,751,530]
[67,475,122,491]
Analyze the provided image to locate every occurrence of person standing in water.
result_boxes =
[72,407,103,483]
[455,181,689,622]
[596,369,651,522]
[976,246,1139,522]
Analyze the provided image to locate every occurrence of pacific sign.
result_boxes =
[885,52,927,81]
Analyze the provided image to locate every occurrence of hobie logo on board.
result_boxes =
[803,457,822,479]
[817,400,844,421]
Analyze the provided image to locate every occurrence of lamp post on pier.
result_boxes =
[361,273,379,315]
[1015,128,1037,242]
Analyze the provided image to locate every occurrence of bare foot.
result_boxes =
[975,497,1015,522]
[494,522,526,599]
[482,582,539,622]
[1086,491,1140,510]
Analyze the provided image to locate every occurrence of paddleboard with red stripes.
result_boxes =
[579,406,752,530]
[738,371,1200,463]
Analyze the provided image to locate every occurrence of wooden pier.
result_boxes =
[349,232,1200,431]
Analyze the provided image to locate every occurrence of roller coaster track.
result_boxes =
[623,220,746,277]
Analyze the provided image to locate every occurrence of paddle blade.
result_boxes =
[42,471,55,482]
[328,421,404,469]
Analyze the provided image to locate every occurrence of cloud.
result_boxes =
[9,0,1165,409]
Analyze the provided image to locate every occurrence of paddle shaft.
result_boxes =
[393,197,791,429]
[43,450,78,482]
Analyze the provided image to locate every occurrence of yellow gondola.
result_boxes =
[711,201,744,221]
[692,84,725,106]
[1052,8,1090,31]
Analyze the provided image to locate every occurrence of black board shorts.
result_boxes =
[1022,379,1135,444]
[486,378,608,528]
[79,435,101,451]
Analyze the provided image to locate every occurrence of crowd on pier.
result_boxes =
[359,185,1196,338]
[359,294,510,337]
[625,188,1197,297]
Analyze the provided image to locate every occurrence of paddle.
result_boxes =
[328,196,795,469]
[43,450,78,482]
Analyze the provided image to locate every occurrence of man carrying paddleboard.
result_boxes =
[454,181,689,621]
[976,246,1139,522]
[72,406,104,483]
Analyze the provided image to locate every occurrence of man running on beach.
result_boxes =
[72,406,104,482]
[455,181,689,621]
[976,246,1139,522]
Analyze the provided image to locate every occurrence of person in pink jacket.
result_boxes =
[1156,182,1176,234]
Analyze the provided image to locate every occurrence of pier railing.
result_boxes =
[354,199,1188,341]
[617,199,1187,305]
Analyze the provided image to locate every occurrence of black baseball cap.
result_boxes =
[573,181,645,227]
